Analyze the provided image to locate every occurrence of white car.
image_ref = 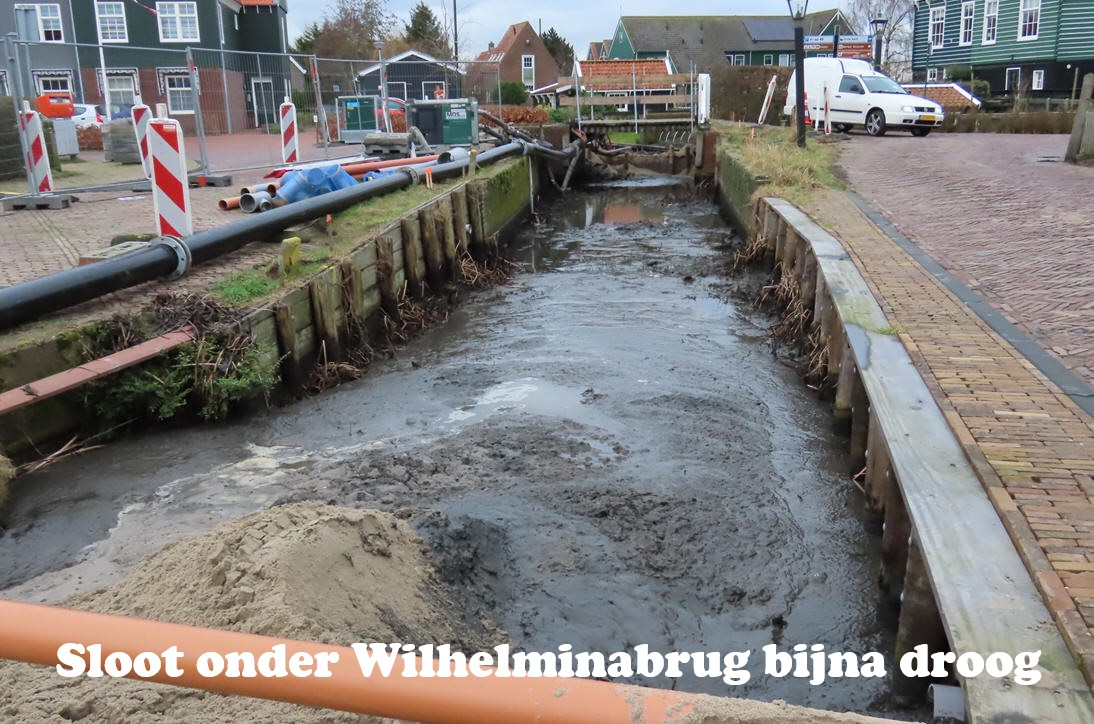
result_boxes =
[71,103,103,129]
[785,57,944,137]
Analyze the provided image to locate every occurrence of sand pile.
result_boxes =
[0,503,501,722]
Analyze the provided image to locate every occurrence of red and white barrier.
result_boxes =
[280,98,299,164]
[823,83,832,136]
[757,74,778,125]
[19,102,53,193]
[131,103,153,178]
[148,117,193,238]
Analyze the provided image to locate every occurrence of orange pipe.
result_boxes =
[218,196,241,211]
[337,155,440,177]
[0,599,701,723]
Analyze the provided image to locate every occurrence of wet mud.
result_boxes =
[1,178,906,716]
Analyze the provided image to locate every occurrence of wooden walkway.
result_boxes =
[803,189,1094,698]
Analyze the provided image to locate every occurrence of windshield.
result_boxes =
[862,76,907,94]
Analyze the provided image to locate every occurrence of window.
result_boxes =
[386,81,407,100]
[33,70,73,94]
[983,0,999,43]
[107,74,136,106]
[422,80,446,99]
[926,68,938,82]
[1005,67,1020,91]
[778,53,794,67]
[157,2,199,43]
[1019,0,1040,40]
[763,54,773,66]
[726,54,746,66]
[1032,69,1044,90]
[960,2,974,45]
[95,2,127,42]
[15,4,64,42]
[165,74,194,113]
[838,75,864,93]
[521,54,535,88]
[930,7,945,50]
[0,71,7,96]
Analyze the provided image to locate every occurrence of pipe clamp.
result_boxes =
[153,235,193,281]
[398,166,421,185]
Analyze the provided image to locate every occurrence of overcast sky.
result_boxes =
[287,0,844,60]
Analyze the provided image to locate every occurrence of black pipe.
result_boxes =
[0,143,536,330]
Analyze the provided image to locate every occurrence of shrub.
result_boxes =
[499,81,529,106]
[710,66,793,123]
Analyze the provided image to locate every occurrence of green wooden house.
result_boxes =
[912,0,1094,96]
[605,11,849,74]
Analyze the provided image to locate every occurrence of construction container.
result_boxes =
[407,99,478,146]
[335,96,379,143]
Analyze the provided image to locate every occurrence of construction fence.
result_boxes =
[2,38,501,195]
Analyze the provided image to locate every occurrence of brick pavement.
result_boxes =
[837,133,1094,387]
[803,186,1094,682]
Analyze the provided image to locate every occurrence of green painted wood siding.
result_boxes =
[608,21,634,59]
[915,0,1091,68]
[1058,0,1094,61]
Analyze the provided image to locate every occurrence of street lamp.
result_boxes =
[871,18,889,73]
[375,39,391,133]
[786,0,809,148]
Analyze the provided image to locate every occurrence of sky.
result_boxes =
[286,0,844,60]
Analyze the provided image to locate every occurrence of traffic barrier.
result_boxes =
[823,83,832,136]
[131,103,152,178]
[280,98,299,164]
[148,117,193,237]
[19,102,53,193]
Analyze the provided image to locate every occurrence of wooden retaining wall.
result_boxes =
[754,197,1094,722]
[0,157,536,457]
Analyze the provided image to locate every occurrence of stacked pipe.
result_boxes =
[0,142,568,330]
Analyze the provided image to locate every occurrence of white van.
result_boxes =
[783,57,944,137]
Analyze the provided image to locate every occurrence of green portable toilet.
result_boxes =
[407,99,479,146]
[337,96,379,143]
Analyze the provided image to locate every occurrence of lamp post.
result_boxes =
[871,18,889,73]
[375,39,391,133]
[786,0,809,148]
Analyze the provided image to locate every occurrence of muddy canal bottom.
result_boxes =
[2,179,895,713]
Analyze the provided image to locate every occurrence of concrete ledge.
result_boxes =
[764,196,1094,722]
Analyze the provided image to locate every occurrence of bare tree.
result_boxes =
[841,0,916,80]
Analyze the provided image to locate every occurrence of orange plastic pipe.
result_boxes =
[338,155,440,176]
[218,196,241,211]
[0,600,702,723]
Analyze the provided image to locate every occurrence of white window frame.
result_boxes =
[1005,67,1021,91]
[95,2,128,43]
[930,7,945,50]
[164,73,194,114]
[385,81,407,100]
[422,80,446,99]
[16,4,64,43]
[157,1,199,43]
[983,0,999,44]
[32,70,73,94]
[763,54,773,66]
[1018,0,1040,41]
[521,54,535,89]
[959,1,975,46]
[926,67,939,82]
[1031,69,1044,90]
[778,53,793,67]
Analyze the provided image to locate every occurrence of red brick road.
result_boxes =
[837,133,1094,386]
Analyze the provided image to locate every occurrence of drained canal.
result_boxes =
[1,178,901,715]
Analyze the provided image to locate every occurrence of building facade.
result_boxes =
[912,0,1094,95]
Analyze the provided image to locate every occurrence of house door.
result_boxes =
[1005,67,1021,93]
[251,78,276,127]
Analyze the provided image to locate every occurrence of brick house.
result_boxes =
[470,21,559,98]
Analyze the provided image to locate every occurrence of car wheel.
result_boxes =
[910,128,931,137]
[865,109,887,137]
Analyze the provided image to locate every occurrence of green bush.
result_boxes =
[499,81,529,106]
[546,106,575,123]
[964,79,991,99]
[947,65,974,82]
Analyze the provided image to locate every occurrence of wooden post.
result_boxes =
[466,183,488,261]
[826,312,844,378]
[419,207,446,292]
[400,217,426,298]
[340,258,366,343]
[773,217,786,263]
[309,266,343,363]
[452,188,470,256]
[799,250,818,312]
[880,470,911,599]
[891,539,949,707]
[274,301,305,393]
[437,197,458,282]
[833,343,855,421]
[376,237,402,321]
[813,274,829,336]
[849,370,869,474]
[864,414,890,514]
[763,204,778,256]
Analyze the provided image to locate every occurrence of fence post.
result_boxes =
[310,55,330,158]
[5,34,38,197]
[186,47,210,175]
